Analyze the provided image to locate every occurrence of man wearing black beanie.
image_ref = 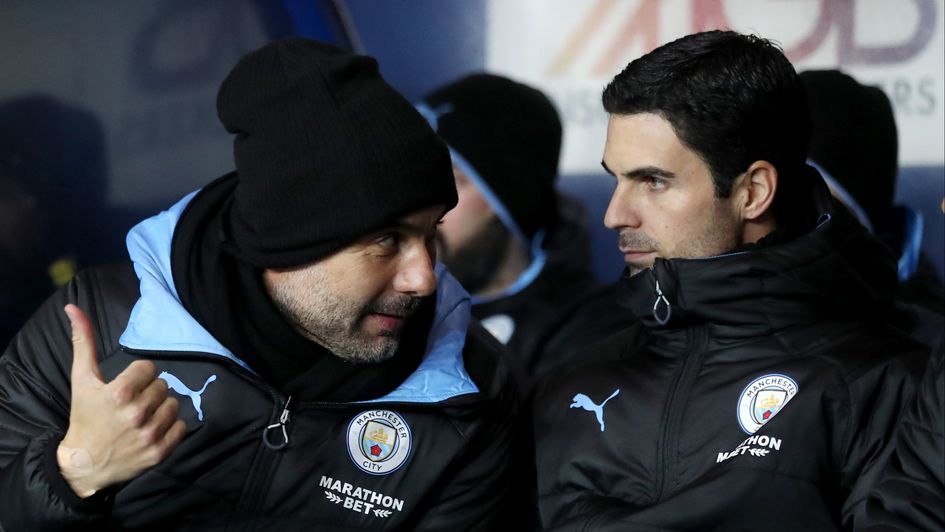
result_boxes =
[0,38,522,530]
[419,73,633,390]
[800,69,944,314]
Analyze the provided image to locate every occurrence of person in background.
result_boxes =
[531,31,929,531]
[418,73,633,390]
[0,96,125,349]
[0,157,53,348]
[862,199,945,531]
[0,39,521,529]
[801,69,944,313]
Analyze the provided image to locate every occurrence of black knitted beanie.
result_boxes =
[421,73,562,240]
[217,38,457,268]
[800,69,898,233]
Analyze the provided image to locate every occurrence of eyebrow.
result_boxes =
[380,222,430,236]
[601,161,676,180]
[377,214,445,237]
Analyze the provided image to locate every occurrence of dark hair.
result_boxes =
[602,31,811,218]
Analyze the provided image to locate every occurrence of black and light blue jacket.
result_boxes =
[0,192,521,530]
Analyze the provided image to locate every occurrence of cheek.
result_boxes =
[646,191,716,252]
[327,260,384,297]
[643,191,691,237]
[440,189,493,247]
[677,200,740,256]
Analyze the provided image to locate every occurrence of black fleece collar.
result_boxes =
[615,169,898,340]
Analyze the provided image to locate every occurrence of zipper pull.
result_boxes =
[652,279,672,326]
[263,396,292,450]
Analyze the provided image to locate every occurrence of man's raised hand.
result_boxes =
[57,304,187,498]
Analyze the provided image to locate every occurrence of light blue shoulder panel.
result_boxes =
[118,191,250,370]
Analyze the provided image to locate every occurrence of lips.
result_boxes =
[363,296,421,334]
[620,249,654,259]
[365,313,406,332]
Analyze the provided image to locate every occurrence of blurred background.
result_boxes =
[2,0,943,342]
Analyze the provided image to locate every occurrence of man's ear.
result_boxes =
[733,160,777,222]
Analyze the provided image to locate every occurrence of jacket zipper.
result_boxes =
[647,268,708,503]
[654,326,707,502]
[120,348,292,524]
[233,394,293,526]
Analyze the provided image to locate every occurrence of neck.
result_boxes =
[473,236,531,298]
[741,212,778,245]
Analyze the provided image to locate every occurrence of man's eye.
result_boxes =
[645,176,667,190]
[377,234,399,249]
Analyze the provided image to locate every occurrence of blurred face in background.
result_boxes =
[437,164,510,292]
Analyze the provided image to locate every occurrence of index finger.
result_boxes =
[109,359,160,398]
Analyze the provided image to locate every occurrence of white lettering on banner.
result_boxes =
[487,0,945,169]
[319,475,406,518]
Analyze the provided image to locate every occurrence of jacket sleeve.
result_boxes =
[859,335,944,531]
[838,347,929,529]
[0,268,130,529]
[405,330,532,531]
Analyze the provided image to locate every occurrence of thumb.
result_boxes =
[64,304,104,384]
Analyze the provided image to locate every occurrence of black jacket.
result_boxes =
[0,193,521,530]
[473,259,632,392]
[863,333,944,531]
[532,183,930,531]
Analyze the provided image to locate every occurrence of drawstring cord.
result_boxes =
[263,396,292,450]
[652,280,672,325]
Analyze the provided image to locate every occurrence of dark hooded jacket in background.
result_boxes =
[862,333,944,531]
[801,69,944,314]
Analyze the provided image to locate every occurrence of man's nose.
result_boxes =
[604,184,641,230]
[394,243,437,297]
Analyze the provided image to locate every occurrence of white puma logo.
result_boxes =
[570,389,621,432]
[159,371,217,421]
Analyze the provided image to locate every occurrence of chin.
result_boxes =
[344,338,401,365]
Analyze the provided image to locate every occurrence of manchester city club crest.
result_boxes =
[737,374,799,434]
[347,410,412,475]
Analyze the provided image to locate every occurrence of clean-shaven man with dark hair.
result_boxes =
[532,30,932,531]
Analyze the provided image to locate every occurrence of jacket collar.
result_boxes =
[616,174,898,342]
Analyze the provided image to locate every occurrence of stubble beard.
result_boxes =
[618,202,742,275]
[266,268,421,365]
[618,231,660,276]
